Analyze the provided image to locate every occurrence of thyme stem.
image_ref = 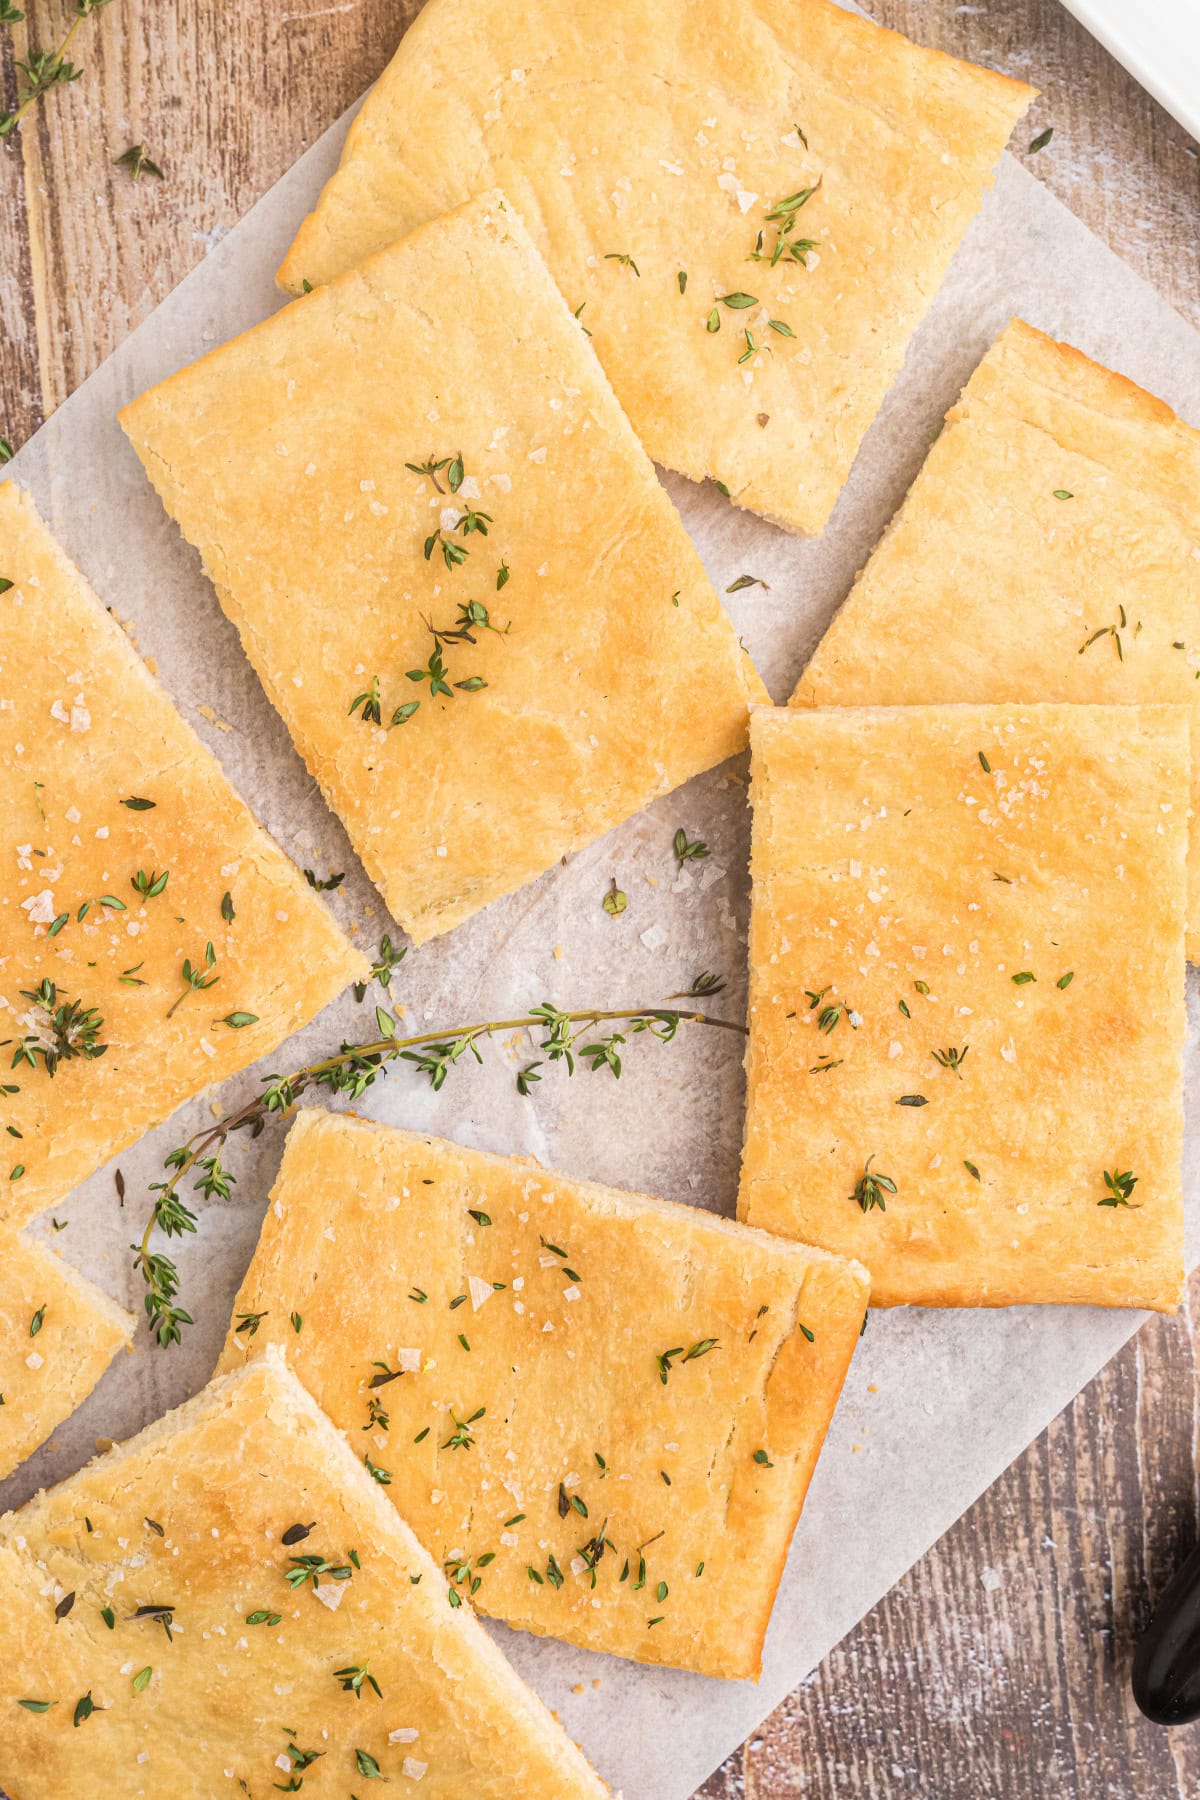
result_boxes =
[0,1,114,138]
[133,1002,744,1348]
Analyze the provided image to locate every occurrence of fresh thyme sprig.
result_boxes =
[405,451,463,495]
[7,980,107,1076]
[165,942,218,1019]
[132,998,743,1347]
[350,604,499,727]
[751,177,822,267]
[806,986,858,1036]
[424,511,492,571]
[0,0,115,138]
[1099,1167,1138,1208]
[352,935,406,1003]
[852,1156,896,1214]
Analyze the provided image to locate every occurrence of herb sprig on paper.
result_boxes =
[132,995,744,1347]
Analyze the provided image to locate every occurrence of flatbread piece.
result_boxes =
[0,483,366,1226]
[0,1353,609,1798]
[121,193,766,945]
[217,1108,870,1678]
[279,0,1033,534]
[0,1231,133,1484]
[739,703,1188,1310]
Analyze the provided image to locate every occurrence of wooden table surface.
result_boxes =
[4,2,1200,1794]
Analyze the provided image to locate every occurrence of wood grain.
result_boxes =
[3,2,1200,1794]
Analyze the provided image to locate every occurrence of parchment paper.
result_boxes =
[3,94,1200,1800]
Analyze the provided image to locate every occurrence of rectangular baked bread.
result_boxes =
[120,192,766,945]
[217,1108,870,1678]
[0,1353,610,1798]
[0,483,366,1225]
[738,703,1188,1310]
[793,319,1200,958]
[0,1231,133,1483]
[276,0,1033,535]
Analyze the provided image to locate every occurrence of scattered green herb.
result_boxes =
[1099,1167,1138,1207]
[115,144,163,181]
[655,1338,719,1384]
[852,1156,896,1215]
[10,980,107,1076]
[673,828,708,865]
[1080,605,1131,661]
[603,878,627,917]
[335,1661,382,1699]
[165,942,218,1019]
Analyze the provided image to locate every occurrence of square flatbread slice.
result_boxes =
[792,319,1200,958]
[277,0,1033,536]
[0,1231,133,1483]
[216,1108,869,1679]
[738,703,1189,1311]
[121,193,766,946]
[0,1353,609,1799]
[0,483,366,1227]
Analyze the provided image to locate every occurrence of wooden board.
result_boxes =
[4,0,1200,1792]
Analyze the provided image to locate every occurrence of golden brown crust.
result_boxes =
[738,703,1188,1311]
[0,483,367,1225]
[216,1109,869,1678]
[277,0,1032,536]
[120,193,765,944]
[792,319,1200,956]
[0,1354,609,1798]
[0,1231,133,1483]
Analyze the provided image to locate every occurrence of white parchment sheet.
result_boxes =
[3,92,1200,1800]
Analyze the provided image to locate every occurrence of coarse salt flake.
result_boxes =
[468,1275,494,1312]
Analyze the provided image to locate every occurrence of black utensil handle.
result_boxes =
[1134,1538,1200,1724]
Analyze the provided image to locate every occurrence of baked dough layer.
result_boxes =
[793,319,1200,957]
[121,193,766,944]
[738,703,1188,1311]
[0,483,366,1226]
[277,0,1033,536]
[0,1232,133,1484]
[0,1353,609,1799]
[217,1108,869,1678]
